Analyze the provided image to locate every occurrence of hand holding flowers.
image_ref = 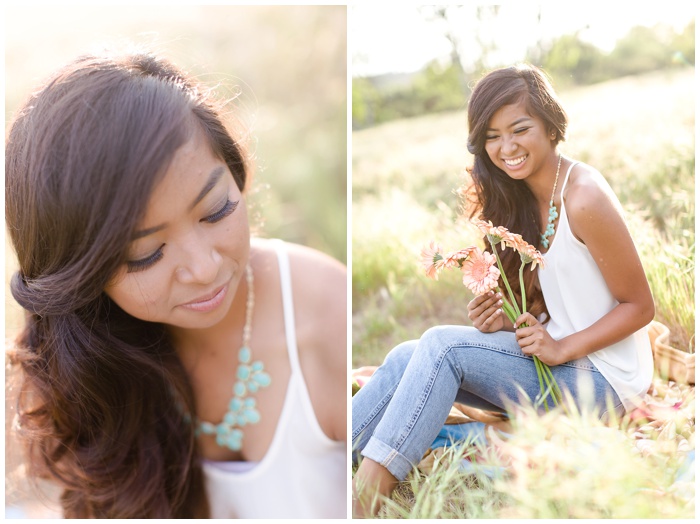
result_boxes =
[421,218,564,411]
[514,312,563,367]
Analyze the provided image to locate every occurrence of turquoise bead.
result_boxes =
[234,382,246,397]
[201,421,216,435]
[227,435,242,450]
[254,372,271,387]
[191,335,271,451]
[245,409,260,424]
[237,365,250,381]
[229,397,242,412]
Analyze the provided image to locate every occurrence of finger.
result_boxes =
[482,307,501,328]
[514,311,537,329]
[469,292,501,319]
[515,325,534,340]
[516,334,537,354]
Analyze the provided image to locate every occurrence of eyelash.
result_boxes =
[126,199,239,273]
[486,127,529,141]
[126,246,165,273]
[203,199,238,223]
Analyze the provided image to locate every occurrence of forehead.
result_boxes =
[488,99,537,128]
[141,128,227,221]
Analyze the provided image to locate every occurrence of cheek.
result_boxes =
[484,142,500,164]
[104,272,167,320]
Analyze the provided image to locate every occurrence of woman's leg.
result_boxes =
[352,324,621,515]
[352,339,418,463]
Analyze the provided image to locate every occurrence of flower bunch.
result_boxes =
[421,219,563,411]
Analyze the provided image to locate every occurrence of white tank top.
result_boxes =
[201,240,347,518]
[538,162,653,412]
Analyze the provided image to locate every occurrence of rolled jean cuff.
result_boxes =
[361,436,414,481]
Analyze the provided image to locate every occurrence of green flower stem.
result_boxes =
[489,241,521,318]
[541,360,565,405]
[519,261,527,315]
[532,356,549,411]
[497,288,518,323]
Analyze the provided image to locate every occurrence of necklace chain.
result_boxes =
[194,264,271,451]
[541,153,562,249]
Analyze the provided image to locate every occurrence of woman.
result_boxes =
[351,64,654,517]
[5,50,347,518]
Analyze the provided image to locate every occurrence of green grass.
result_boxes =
[352,67,695,517]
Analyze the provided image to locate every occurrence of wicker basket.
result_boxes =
[648,320,695,384]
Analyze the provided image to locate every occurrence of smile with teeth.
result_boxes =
[503,155,527,167]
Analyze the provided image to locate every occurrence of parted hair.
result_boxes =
[5,50,247,518]
[462,64,568,319]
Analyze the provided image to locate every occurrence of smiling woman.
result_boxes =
[5,49,347,519]
[352,64,654,517]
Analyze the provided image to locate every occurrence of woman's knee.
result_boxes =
[381,339,418,369]
[416,325,479,356]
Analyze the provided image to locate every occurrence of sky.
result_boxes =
[351,3,696,77]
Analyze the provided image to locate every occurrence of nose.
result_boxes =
[501,134,518,154]
[175,236,222,285]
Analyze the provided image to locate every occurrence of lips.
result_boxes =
[179,284,228,312]
[503,154,528,167]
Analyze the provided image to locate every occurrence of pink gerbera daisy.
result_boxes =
[471,218,517,251]
[420,241,444,280]
[518,244,546,270]
[460,248,500,295]
[443,246,478,269]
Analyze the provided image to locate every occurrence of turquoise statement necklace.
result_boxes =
[540,153,562,249]
[194,264,271,451]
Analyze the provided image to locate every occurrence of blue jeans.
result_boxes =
[352,325,623,481]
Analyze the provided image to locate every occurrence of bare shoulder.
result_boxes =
[273,240,347,441]
[284,241,347,346]
[251,237,346,353]
[564,162,626,242]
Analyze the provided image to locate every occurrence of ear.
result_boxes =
[548,128,557,140]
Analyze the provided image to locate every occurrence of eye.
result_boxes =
[203,199,238,224]
[126,244,165,273]
[485,135,498,141]
[514,127,530,134]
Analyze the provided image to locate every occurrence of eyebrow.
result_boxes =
[132,166,226,240]
[487,117,532,131]
[190,166,225,211]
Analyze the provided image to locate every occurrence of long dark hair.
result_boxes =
[5,50,247,518]
[462,64,567,318]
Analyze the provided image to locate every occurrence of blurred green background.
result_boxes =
[4,5,347,341]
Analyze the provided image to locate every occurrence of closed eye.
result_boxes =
[514,127,530,134]
[203,199,238,224]
[126,245,165,273]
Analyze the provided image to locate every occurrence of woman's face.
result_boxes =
[484,98,555,181]
[105,127,250,330]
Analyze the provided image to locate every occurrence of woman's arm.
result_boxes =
[516,168,655,366]
[287,243,347,441]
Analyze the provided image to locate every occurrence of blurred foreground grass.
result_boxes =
[360,379,694,519]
